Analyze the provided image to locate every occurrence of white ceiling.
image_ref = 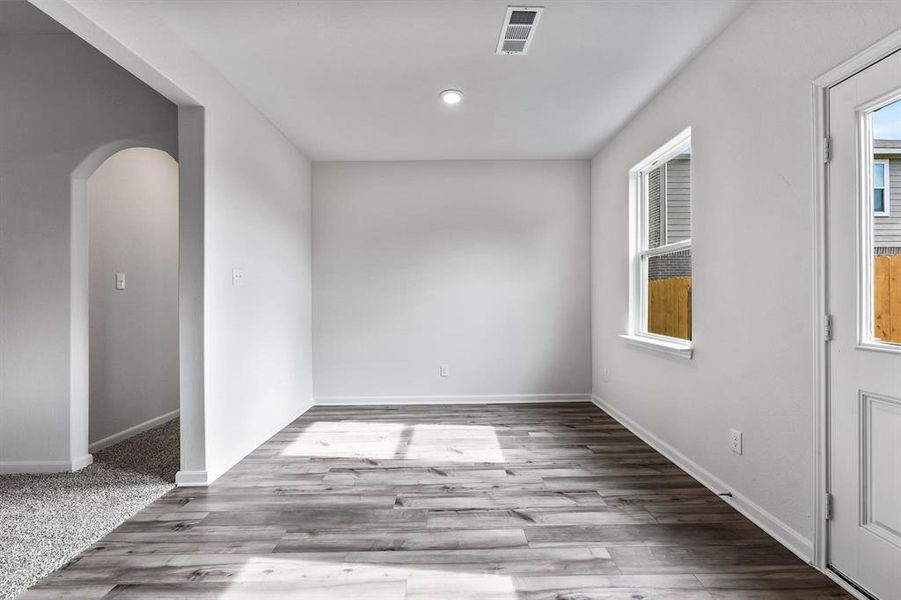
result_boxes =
[137,0,747,161]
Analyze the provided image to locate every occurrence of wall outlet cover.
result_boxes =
[439,364,449,378]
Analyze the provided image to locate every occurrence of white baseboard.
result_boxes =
[314,393,591,406]
[590,394,814,563]
[89,409,180,453]
[0,454,93,474]
[71,453,94,471]
[175,470,210,487]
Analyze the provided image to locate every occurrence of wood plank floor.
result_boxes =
[23,402,851,599]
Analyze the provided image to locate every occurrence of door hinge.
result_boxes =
[824,314,833,342]
[824,136,832,163]
[825,492,834,520]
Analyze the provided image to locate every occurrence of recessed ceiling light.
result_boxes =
[440,89,463,105]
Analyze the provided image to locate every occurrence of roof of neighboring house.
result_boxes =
[875,139,901,149]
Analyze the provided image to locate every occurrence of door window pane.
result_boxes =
[871,102,900,343]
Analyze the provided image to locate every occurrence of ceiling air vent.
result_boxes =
[496,6,543,55]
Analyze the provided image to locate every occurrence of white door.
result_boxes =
[828,49,901,600]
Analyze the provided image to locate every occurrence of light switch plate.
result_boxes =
[729,428,743,455]
[232,268,245,287]
[115,272,126,290]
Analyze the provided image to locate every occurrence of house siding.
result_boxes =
[665,157,691,244]
[875,153,901,247]
[647,156,691,280]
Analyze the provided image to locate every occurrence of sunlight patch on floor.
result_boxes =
[223,555,518,599]
[403,423,505,463]
[279,421,504,462]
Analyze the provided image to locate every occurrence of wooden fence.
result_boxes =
[875,255,901,343]
[648,276,692,341]
[647,258,898,345]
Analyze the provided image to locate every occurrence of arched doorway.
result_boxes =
[86,147,179,452]
[69,141,180,471]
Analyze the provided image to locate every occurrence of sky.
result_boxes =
[873,99,901,140]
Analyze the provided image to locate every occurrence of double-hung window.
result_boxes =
[624,128,693,357]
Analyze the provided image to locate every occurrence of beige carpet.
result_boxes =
[0,419,179,600]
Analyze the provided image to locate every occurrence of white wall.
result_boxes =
[313,160,590,402]
[31,0,315,483]
[590,0,901,558]
[202,107,312,481]
[0,20,177,471]
[87,148,179,445]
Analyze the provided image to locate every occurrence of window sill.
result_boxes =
[619,334,694,359]
[856,340,901,356]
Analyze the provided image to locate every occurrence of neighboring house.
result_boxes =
[875,140,901,255]
[648,152,691,280]
[645,144,900,273]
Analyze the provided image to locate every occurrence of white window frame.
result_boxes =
[621,127,693,359]
[874,158,890,216]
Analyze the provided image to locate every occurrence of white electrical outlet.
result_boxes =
[439,364,449,378]
[115,272,126,290]
[729,428,743,455]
